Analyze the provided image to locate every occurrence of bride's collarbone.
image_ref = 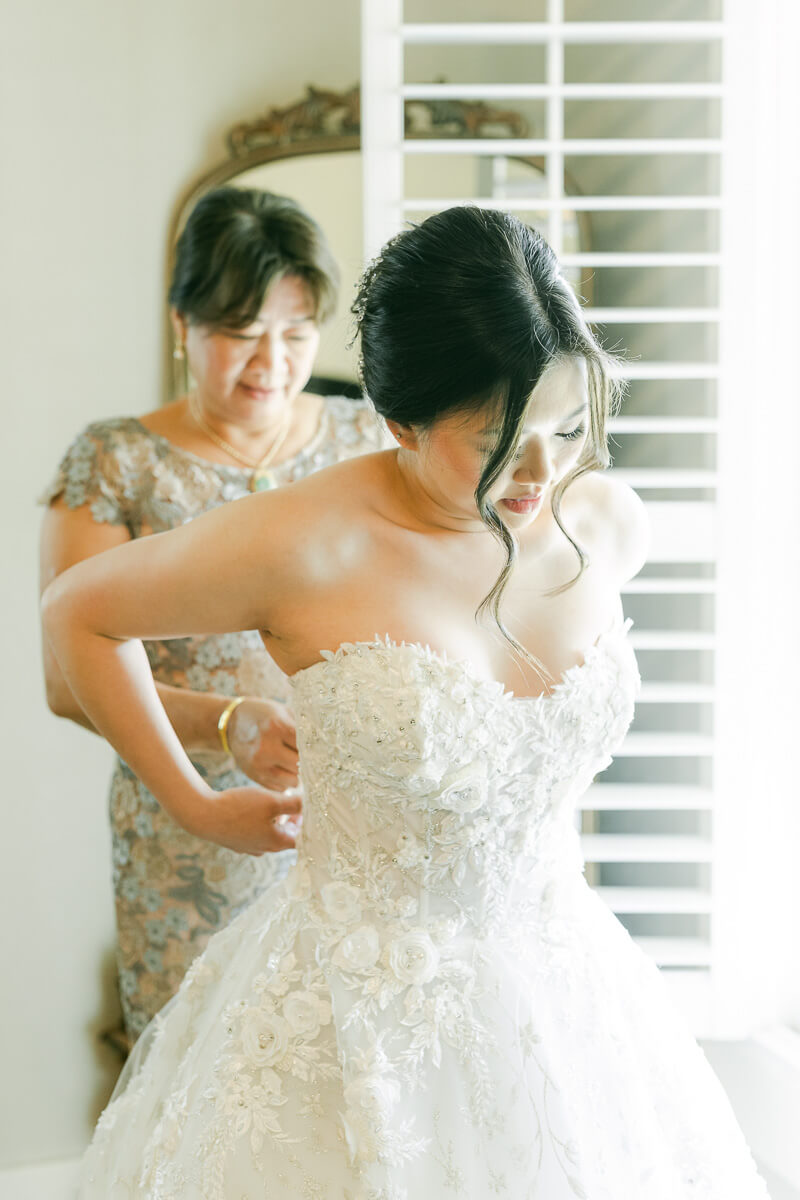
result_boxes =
[276,475,622,686]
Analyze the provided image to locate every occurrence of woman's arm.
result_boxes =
[40,500,299,788]
[41,489,303,853]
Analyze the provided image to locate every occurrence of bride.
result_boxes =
[44,206,769,1198]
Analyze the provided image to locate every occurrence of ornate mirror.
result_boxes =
[172,85,593,395]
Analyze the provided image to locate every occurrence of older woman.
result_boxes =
[39,187,385,1046]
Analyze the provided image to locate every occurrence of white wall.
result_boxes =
[0,0,359,1168]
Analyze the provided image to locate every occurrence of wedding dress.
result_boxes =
[77,623,771,1198]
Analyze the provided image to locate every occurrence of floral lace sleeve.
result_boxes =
[38,419,143,527]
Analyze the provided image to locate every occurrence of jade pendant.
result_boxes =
[250,471,276,493]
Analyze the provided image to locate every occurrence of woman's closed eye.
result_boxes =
[513,426,586,458]
[224,330,262,341]
[222,327,315,344]
[477,422,586,460]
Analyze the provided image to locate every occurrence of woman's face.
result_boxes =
[181,275,321,425]
[399,357,590,531]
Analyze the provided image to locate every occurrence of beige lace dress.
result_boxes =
[41,396,385,1042]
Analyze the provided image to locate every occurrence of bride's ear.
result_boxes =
[384,419,420,451]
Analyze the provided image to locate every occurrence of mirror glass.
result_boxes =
[233,152,363,386]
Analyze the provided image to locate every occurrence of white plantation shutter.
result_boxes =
[361,0,792,1037]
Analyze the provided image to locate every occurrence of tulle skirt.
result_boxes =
[76,869,771,1199]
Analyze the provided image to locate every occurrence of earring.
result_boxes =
[172,339,189,401]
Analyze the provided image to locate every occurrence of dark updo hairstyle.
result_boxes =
[169,186,340,331]
[353,205,622,667]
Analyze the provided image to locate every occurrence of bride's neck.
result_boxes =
[391,450,487,535]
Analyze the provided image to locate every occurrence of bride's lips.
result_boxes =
[499,493,543,515]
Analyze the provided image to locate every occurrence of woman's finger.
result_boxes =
[280,728,299,753]
[264,709,298,753]
[252,768,298,792]
[264,740,299,772]
[272,793,303,817]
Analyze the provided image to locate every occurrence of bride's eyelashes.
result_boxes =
[506,425,587,461]
[478,425,586,461]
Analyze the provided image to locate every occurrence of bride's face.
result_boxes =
[398,357,590,530]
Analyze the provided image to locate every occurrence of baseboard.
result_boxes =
[0,1156,81,1200]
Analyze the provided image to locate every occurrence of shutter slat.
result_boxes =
[563,252,720,266]
[611,365,721,380]
[404,139,722,156]
[581,834,713,861]
[402,22,724,45]
[595,887,713,913]
[641,501,716,560]
[403,83,725,100]
[629,631,715,650]
[622,578,716,594]
[633,937,712,967]
[403,197,724,212]
[638,683,715,702]
[610,417,718,433]
[615,469,717,485]
[617,732,714,756]
[582,785,714,810]
[587,309,721,324]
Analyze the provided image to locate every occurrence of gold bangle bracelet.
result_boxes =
[217,696,245,757]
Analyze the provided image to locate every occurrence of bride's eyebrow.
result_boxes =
[559,403,589,424]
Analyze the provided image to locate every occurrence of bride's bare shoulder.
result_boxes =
[270,448,394,523]
[297,446,393,492]
[562,470,649,585]
[244,450,394,577]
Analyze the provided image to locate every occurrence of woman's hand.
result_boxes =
[226,698,299,791]
[190,785,303,856]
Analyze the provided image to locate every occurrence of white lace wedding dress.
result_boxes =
[77,624,771,1199]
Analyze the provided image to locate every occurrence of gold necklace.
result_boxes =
[188,394,293,492]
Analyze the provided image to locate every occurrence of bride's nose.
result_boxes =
[513,438,553,487]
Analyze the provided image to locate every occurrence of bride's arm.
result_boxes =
[41,487,302,853]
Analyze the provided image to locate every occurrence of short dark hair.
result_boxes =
[169,186,339,328]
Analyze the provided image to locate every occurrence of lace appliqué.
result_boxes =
[76,629,771,1200]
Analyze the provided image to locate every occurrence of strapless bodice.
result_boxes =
[288,623,639,938]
